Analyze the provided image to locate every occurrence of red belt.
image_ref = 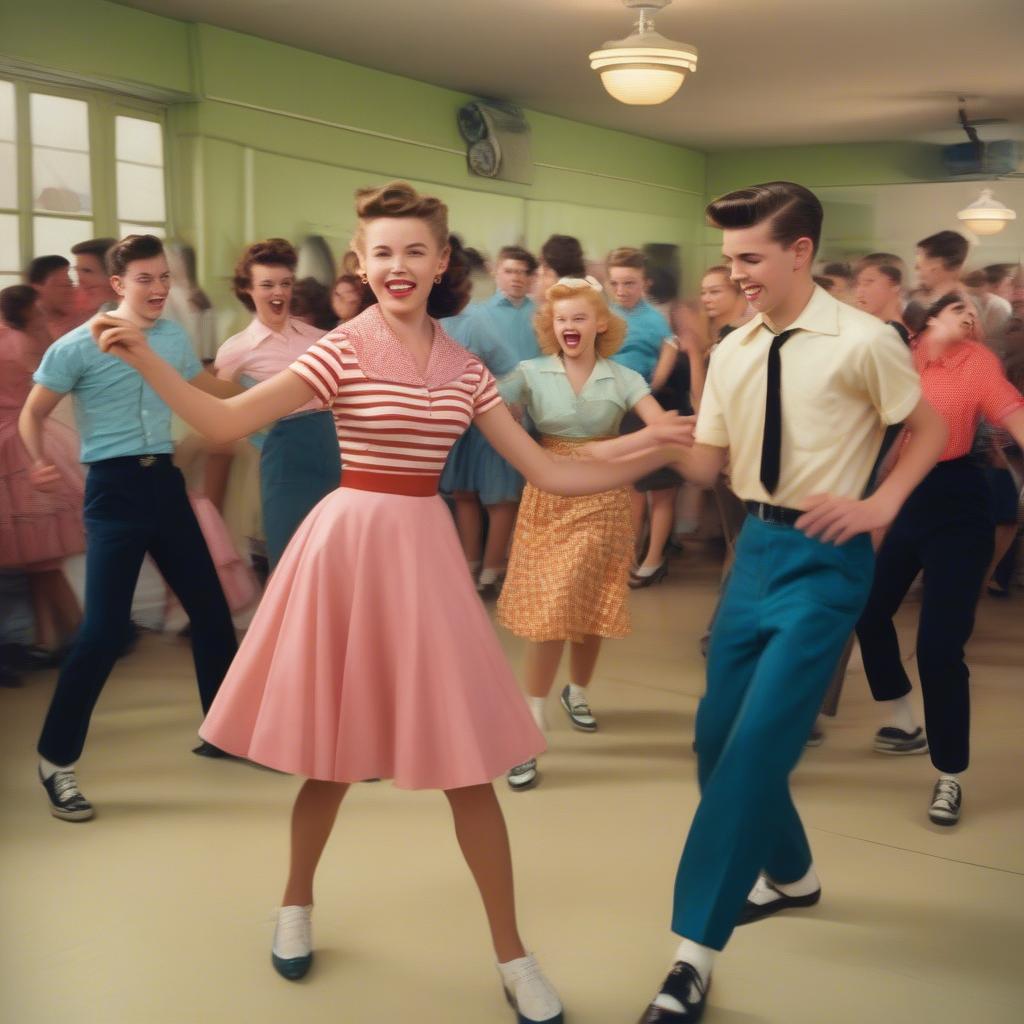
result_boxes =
[340,470,440,497]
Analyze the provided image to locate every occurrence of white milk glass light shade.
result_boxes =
[589,3,698,106]
[957,189,1017,236]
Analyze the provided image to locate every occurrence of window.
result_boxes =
[0,80,18,288]
[0,76,169,286]
[116,115,166,236]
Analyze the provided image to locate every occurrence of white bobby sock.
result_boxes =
[939,772,961,784]
[528,696,548,732]
[39,756,73,780]
[652,939,716,1012]
[478,567,503,586]
[568,682,588,701]
[882,695,918,734]
[635,562,662,578]
[773,864,820,898]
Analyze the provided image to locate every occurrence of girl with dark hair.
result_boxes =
[213,239,341,571]
[0,286,83,659]
[535,234,585,297]
[856,293,1024,826]
[90,181,691,1024]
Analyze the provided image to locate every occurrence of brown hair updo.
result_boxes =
[351,181,467,319]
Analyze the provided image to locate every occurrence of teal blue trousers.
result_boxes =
[672,515,874,949]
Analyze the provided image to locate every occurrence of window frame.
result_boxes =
[0,74,170,280]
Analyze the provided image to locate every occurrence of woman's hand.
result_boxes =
[91,314,150,365]
[646,411,696,449]
[30,460,62,492]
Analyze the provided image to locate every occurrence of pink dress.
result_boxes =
[200,306,545,789]
[0,325,85,570]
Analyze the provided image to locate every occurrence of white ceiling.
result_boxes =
[115,0,1024,150]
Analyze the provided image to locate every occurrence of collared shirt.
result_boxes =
[290,304,500,480]
[913,339,1023,462]
[499,354,649,438]
[609,299,672,383]
[468,292,540,372]
[215,315,324,413]
[696,285,921,505]
[34,317,203,463]
[441,310,509,374]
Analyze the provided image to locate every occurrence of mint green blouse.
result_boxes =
[499,354,650,438]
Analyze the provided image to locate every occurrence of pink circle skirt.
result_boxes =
[200,483,544,789]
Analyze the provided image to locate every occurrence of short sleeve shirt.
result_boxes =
[695,285,921,505]
[214,315,324,414]
[288,304,501,480]
[609,299,673,383]
[34,316,203,463]
[499,355,650,438]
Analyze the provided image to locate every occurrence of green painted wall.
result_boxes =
[2,2,709,323]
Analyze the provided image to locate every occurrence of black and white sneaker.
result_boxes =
[507,759,539,791]
[39,765,94,822]
[928,777,962,826]
[637,962,710,1022]
[560,685,597,732]
[873,726,928,755]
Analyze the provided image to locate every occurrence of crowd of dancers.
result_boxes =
[2,178,1023,1023]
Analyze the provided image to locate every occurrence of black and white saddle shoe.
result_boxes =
[737,874,821,925]
[637,962,710,1023]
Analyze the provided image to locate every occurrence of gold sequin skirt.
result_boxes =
[497,436,634,643]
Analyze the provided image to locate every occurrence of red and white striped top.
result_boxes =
[289,304,501,480]
[912,339,1024,462]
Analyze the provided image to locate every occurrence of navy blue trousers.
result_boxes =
[37,456,238,765]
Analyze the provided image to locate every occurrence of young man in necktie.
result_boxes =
[636,181,947,1022]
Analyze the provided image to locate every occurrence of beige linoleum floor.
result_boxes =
[2,549,1022,1024]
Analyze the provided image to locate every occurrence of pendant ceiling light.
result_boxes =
[957,189,1017,236]
[589,0,698,106]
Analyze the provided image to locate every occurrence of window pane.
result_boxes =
[0,140,15,209]
[30,93,89,151]
[33,148,91,213]
[119,222,165,238]
[0,212,19,272]
[116,162,165,222]
[0,80,14,142]
[33,215,93,262]
[116,116,163,166]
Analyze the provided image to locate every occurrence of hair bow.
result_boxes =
[557,275,604,293]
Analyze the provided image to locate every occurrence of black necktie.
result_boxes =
[760,328,797,495]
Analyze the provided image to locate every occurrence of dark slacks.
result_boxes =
[37,456,238,765]
[855,457,994,774]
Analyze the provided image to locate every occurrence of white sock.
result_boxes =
[635,562,662,578]
[882,695,918,734]
[568,682,588,701]
[478,567,502,586]
[652,939,715,1011]
[528,696,548,732]
[773,864,820,898]
[939,772,961,784]
[39,756,73,780]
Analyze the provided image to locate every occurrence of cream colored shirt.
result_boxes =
[695,285,921,506]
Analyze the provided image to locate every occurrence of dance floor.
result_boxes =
[2,547,1021,1023]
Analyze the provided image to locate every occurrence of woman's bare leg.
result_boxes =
[282,779,350,906]
[444,783,526,963]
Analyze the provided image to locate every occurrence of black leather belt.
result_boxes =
[744,500,803,526]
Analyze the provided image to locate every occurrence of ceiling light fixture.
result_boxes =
[957,189,1017,236]
[589,0,698,106]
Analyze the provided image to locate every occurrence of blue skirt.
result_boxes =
[260,410,341,570]
[440,424,524,506]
